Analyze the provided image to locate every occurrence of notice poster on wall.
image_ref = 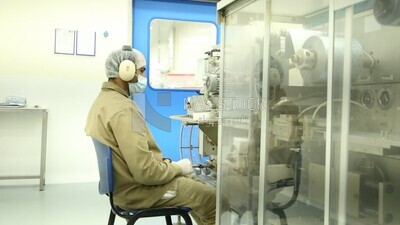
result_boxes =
[76,30,96,56]
[54,28,75,55]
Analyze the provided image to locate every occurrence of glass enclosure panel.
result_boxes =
[263,0,329,224]
[219,0,266,224]
[149,19,217,90]
[331,0,400,224]
[219,0,331,224]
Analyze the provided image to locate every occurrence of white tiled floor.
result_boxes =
[0,182,191,225]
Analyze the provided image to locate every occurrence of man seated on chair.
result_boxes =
[85,45,216,225]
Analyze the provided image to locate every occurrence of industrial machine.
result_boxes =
[185,46,220,121]
[171,46,221,185]
[216,0,400,225]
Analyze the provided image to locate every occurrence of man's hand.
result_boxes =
[173,158,193,175]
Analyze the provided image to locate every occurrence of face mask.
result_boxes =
[129,75,147,94]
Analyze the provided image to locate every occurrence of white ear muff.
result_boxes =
[119,60,136,81]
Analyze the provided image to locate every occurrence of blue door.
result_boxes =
[132,0,220,160]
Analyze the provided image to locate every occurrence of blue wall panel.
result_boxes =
[132,0,219,161]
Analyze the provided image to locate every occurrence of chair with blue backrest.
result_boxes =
[91,138,193,225]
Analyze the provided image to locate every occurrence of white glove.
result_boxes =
[174,158,193,175]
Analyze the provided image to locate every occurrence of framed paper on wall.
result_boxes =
[54,28,75,55]
[76,31,96,56]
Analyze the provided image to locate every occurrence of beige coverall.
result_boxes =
[85,82,216,225]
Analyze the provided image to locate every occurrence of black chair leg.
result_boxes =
[180,213,193,225]
[108,209,116,225]
[127,217,139,225]
[165,215,173,225]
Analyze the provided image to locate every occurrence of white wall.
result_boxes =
[0,0,132,184]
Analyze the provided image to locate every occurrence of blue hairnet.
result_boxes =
[105,45,137,78]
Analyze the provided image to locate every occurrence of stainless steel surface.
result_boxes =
[378,182,400,224]
[39,109,48,191]
[199,129,218,156]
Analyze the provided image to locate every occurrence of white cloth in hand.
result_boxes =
[174,158,193,175]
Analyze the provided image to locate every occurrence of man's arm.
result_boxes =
[111,107,182,185]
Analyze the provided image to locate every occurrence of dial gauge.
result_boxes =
[360,89,374,108]
[378,88,394,110]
